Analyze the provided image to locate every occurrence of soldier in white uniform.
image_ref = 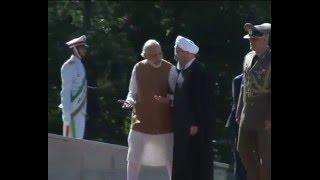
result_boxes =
[59,35,88,139]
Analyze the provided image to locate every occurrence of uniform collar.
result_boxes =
[71,55,82,62]
[256,47,270,59]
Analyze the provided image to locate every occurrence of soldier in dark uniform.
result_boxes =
[225,74,247,180]
[236,23,271,180]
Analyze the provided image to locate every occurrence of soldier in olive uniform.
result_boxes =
[236,23,271,180]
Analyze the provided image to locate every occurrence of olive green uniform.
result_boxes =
[236,48,271,180]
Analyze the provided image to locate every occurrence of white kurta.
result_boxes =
[126,60,178,166]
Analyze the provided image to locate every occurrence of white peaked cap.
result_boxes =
[66,35,88,48]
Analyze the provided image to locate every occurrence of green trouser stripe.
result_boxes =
[71,118,76,138]
[71,78,86,101]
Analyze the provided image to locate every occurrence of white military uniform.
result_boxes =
[59,35,88,139]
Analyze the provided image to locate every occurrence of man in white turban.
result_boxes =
[156,35,216,180]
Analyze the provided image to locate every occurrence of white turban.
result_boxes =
[174,35,199,54]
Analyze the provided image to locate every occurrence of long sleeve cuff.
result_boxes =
[125,97,136,105]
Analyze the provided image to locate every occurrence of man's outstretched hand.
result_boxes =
[118,99,135,109]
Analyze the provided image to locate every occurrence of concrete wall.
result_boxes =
[48,133,231,180]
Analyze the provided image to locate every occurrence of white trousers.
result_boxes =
[127,129,173,180]
[127,129,173,166]
[63,113,86,139]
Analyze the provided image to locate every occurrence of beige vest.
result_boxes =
[131,59,173,134]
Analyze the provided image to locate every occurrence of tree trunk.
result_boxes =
[83,0,92,33]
